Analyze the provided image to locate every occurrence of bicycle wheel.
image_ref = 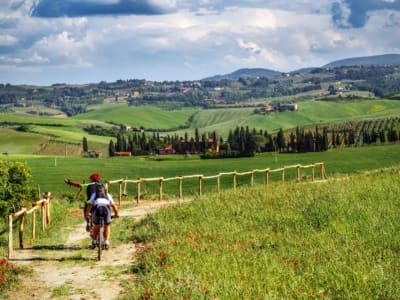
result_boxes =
[98,218,104,261]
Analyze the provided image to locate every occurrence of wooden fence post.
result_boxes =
[233,171,237,192]
[41,202,46,231]
[19,214,25,249]
[159,177,163,201]
[320,164,324,180]
[8,214,13,259]
[265,169,269,186]
[282,167,285,184]
[296,165,300,183]
[136,179,141,204]
[250,171,254,187]
[311,164,315,181]
[198,176,203,196]
[118,181,122,206]
[32,210,36,239]
[44,192,51,224]
[217,175,220,193]
[178,176,183,200]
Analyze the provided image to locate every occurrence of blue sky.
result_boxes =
[1,0,400,85]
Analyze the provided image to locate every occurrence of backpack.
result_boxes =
[86,182,100,200]
[95,183,107,199]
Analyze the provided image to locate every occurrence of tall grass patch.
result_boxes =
[128,168,400,299]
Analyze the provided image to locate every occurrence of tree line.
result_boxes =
[102,117,400,158]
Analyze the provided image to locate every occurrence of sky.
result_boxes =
[1,0,400,85]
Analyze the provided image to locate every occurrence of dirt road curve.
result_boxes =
[7,200,180,300]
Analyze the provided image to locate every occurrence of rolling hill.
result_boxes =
[203,53,400,80]
[202,68,281,80]
[323,53,400,68]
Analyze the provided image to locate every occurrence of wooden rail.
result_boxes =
[8,192,51,259]
[108,162,327,205]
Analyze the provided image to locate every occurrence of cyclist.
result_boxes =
[65,172,103,232]
[85,183,119,249]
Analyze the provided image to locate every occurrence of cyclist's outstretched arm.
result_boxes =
[65,179,82,189]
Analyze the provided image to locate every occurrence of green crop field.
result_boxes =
[72,105,197,130]
[0,128,49,154]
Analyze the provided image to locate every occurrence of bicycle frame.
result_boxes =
[97,216,105,261]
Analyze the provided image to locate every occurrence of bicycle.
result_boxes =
[97,216,105,261]
[96,215,115,261]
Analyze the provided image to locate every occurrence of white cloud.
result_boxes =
[33,31,93,67]
[0,52,49,64]
[1,0,400,84]
[0,34,18,46]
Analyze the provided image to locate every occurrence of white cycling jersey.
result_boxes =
[89,192,114,206]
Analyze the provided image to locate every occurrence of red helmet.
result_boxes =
[90,173,101,182]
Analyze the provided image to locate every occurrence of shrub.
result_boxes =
[0,160,36,217]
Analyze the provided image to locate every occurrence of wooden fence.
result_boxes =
[107,162,327,205]
[8,192,51,259]
[7,162,326,259]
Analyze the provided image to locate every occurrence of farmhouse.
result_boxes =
[120,124,132,132]
[158,144,176,155]
[262,104,273,113]
[276,103,298,111]
[262,103,298,113]
[114,151,132,157]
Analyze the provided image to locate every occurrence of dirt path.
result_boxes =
[7,200,182,300]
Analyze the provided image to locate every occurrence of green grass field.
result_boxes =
[72,105,197,130]
[1,143,399,200]
[0,128,49,154]
[127,168,400,299]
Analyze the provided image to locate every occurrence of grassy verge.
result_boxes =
[127,167,400,299]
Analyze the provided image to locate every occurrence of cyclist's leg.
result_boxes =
[103,207,112,248]
[104,224,110,240]
[91,207,101,248]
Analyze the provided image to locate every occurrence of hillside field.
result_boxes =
[1,99,400,156]
[72,105,197,130]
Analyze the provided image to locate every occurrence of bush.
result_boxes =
[0,160,36,217]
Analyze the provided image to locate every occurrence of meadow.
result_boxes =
[127,167,400,299]
[1,143,399,200]
[72,105,196,130]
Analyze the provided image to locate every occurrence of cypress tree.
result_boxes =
[82,136,88,152]
[108,140,115,157]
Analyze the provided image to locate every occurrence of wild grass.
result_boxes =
[127,167,400,299]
